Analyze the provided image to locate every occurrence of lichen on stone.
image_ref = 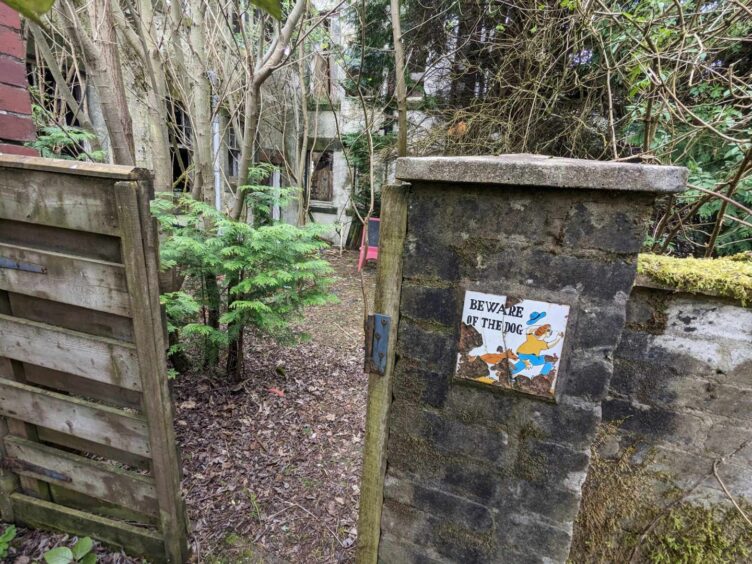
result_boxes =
[637,253,752,306]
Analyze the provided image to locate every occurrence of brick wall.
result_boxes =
[0,3,36,156]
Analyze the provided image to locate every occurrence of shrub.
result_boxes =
[152,170,336,380]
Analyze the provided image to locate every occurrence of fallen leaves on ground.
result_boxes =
[175,250,375,563]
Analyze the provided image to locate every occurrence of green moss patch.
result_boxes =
[637,253,752,306]
[571,423,752,563]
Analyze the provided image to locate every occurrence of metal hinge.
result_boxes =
[0,257,47,274]
[0,457,71,482]
[364,313,392,375]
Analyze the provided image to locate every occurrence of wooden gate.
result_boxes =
[0,155,188,562]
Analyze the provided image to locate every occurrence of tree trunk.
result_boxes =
[60,0,135,165]
[231,85,261,220]
[225,328,244,382]
[188,0,214,203]
[296,42,310,226]
[390,0,408,157]
[136,0,173,192]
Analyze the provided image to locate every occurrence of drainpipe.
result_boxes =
[208,69,222,212]
[212,95,222,212]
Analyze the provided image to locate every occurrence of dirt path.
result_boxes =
[174,250,375,563]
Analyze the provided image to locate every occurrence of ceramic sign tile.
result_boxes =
[456,290,570,399]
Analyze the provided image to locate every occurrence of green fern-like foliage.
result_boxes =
[152,173,336,375]
[28,125,105,162]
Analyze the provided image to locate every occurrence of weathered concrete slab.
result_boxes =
[396,154,687,193]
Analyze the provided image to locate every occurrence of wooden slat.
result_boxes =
[5,436,157,517]
[0,168,121,235]
[0,219,122,263]
[11,493,166,563]
[24,365,142,411]
[8,293,134,343]
[0,291,53,500]
[0,378,150,457]
[48,485,157,527]
[356,186,410,564]
[0,243,131,317]
[0,154,150,181]
[0,313,140,391]
[0,415,18,521]
[37,428,151,471]
[116,182,188,563]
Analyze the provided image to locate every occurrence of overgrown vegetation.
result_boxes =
[638,253,752,305]
[0,525,15,558]
[350,0,752,257]
[152,166,336,381]
[28,104,104,162]
[43,537,97,564]
[572,423,752,563]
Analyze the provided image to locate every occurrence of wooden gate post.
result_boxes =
[115,181,189,563]
[356,185,409,564]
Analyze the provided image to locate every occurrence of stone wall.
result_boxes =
[376,156,685,563]
[606,283,752,507]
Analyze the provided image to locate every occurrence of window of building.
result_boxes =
[309,150,334,202]
[311,19,332,100]
[228,127,241,178]
[168,99,192,193]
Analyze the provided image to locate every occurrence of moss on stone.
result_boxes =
[435,521,496,558]
[637,253,752,306]
[571,422,752,563]
[512,424,548,482]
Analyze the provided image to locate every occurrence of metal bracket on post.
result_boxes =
[364,313,392,375]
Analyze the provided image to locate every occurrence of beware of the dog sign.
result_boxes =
[456,290,570,398]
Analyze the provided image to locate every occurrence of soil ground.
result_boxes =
[1,250,375,563]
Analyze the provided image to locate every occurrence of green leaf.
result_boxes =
[71,537,93,560]
[44,547,74,564]
[249,0,282,19]
[0,525,16,543]
[79,552,97,564]
[1,0,56,23]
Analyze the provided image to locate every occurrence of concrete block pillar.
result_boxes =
[360,155,686,563]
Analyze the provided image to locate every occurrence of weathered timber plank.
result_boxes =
[0,291,53,500]
[0,415,18,520]
[11,493,166,563]
[0,243,131,317]
[356,186,410,564]
[5,436,158,517]
[48,484,158,527]
[24,365,142,411]
[0,168,120,235]
[0,313,141,391]
[0,378,150,457]
[0,154,150,181]
[116,182,188,563]
[8,293,134,343]
[37,428,151,471]
[0,219,122,263]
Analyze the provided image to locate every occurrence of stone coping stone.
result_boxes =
[395,154,687,193]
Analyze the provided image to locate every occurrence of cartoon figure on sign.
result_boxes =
[510,312,564,380]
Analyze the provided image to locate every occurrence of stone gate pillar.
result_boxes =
[357,155,686,563]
